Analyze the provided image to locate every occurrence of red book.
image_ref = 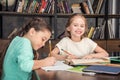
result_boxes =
[39,0,47,13]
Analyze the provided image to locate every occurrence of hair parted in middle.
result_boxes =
[65,13,88,39]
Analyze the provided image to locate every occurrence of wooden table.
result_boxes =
[35,68,120,80]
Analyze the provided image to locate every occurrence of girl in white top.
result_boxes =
[50,13,109,60]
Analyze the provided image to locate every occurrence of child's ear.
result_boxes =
[29,28,36,36]
[66,27,70,31]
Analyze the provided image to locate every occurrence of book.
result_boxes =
[71,3,82,13]
[66,65,96,76]
[57,0,65,13]
[44,0,53,13]
[25,0,34,13]
[110,57,120,64]
[62,0,70,13]
[92,0,99,13]
[65,58,110,65]
[88,27,95,38]
[16,0,25,12]
[95,0,104,14]
[83,65,120,75]
[22,0,29,13]
[93,26,102,39]
[28,0,38,13]
[39,0,47,13]
[80,1,90,14]
[92,0,104,14]
[67,66,87,73]
[86,0,94,14]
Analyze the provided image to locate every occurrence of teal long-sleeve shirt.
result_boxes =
[2,36,34,80]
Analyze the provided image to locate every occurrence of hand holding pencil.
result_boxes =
[61,49,78,59]
[61,49,71,55]
[48,40,52,56]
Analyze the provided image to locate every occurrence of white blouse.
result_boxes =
[56,37,97,58]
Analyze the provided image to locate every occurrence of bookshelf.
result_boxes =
[54,0,120,55]
[0,0,120,54]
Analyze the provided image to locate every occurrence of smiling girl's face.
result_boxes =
[66,16,86,40]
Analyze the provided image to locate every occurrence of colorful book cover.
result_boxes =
[67,66,87,73]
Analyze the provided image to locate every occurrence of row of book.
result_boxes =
[15,0,54,14]
[71,0,104,14]
[6,0,104,14]
[87,26,104,39]
[57,0,71,13]
[57,0,104,14]
[87,19,115,39]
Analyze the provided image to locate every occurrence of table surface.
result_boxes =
[35,68,120,80]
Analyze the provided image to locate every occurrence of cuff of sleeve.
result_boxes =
[20,60,34,72]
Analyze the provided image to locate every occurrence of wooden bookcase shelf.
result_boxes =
[0,11,54,17]
[0,0,120,53]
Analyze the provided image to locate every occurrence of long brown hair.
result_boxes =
[10,18,51,39]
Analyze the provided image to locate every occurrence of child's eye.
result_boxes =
[80,25,85,28]
[74,24,78,27]
[42,38,45,42]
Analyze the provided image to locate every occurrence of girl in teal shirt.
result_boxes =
[1,18,56,80]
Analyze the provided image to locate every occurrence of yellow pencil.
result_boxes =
[49,40,52,56]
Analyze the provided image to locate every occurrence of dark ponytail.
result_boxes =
[10,17,51,39]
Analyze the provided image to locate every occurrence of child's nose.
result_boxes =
[42,42,45,46]
[78,26,81,29]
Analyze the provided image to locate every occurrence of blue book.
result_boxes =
[83,65,120,75]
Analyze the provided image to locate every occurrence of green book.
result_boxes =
[110,57,120,64]
[67,66,87,73]
[66,66,96,75]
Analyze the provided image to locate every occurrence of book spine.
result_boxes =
[88,27,95,38]
[80,1,90,14]
[86,0,94,14]
[16,0,25,12]
[39,0,47,13]
[22,0,29,13]
[62,0,70,13]
[71,3,82,13]
[95,0,104,14]
[92,0,99,13]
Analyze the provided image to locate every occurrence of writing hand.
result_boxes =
[82,54,94,59]
[67,54,78,59]
[43,57,56,66]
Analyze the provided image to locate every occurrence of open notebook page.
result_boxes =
[41,61,73,71]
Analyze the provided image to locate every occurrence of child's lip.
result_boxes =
[75,31,82,34]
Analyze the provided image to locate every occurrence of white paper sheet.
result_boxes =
[41,61,73,71]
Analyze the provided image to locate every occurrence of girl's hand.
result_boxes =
[57,55,68,60]
[43,57,56,66]
[67,54,78,59]
[82,54,94,59]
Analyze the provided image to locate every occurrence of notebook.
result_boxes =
[41,61,73,71]
[83,65,120,75]
[66,66,96,76]
[65,58,110,65]
[110,57,120,64]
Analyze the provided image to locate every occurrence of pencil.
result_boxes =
[49,40,52,56]
[61,49,71,55]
